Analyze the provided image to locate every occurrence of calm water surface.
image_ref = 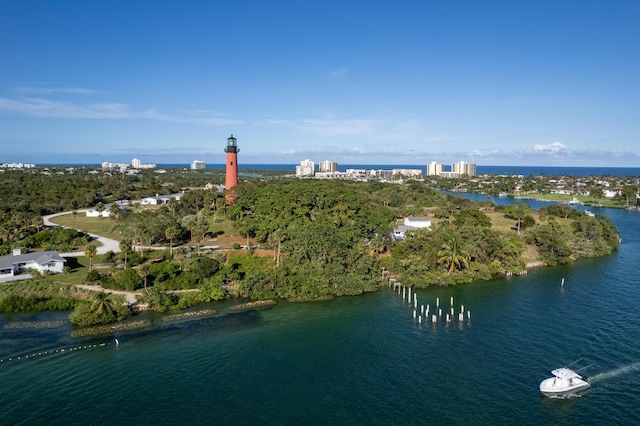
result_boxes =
[1,202,640,425]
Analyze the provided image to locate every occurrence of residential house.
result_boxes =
[392,216,432,240]
[0,250,66,278]
[140,193,184,205]
[86,201,129,217]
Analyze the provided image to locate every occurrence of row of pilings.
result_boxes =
[388,277,471,325]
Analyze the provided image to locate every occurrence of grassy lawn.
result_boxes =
[49,214,123,240]
[209,216,240,238]
[513,192,627,209]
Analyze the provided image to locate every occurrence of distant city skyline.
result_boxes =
[1,1,639,167]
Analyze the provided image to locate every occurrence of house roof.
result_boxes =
[0,251,66,269]
[405,216,431,222]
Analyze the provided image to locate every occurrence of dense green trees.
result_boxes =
[0,168,624,322]
[69,291,129,326]
[0,166,225,254]
[527,214,619,265]
[226,180,395,298]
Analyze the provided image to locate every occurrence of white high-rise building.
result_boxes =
[191,160,206,170]
[131,158,156,169]
[451,161,476,176]
[427,161,444,176]
[318,160,338,173]
[296,159,315,177]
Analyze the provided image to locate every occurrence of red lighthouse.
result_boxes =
[225,134,239,190]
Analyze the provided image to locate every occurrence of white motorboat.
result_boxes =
[539,367,590,397]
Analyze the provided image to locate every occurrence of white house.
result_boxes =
[140,193,184,205]
[404,216,432,228]
[86,208,114,218]
[603,189,621,198]
[392,225,415,241]
[0,250,66,278]
[86,201,129,217]
[392,216,432,240]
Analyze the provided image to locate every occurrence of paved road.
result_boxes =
[42,211,121,256]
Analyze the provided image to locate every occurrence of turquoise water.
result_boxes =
[2,206,640,425]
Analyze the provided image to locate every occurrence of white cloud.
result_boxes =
[0,97,130,118]
[0,97,240,125]
[12,86,96,95]
[532,141,567,153]
[264,117,375,136]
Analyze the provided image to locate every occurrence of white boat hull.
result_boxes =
[539,376,590,397]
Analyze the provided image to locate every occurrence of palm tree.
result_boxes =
[95,202,106,219]
[110,203,122,220]
[119,238,132,269]
[165,225,180,257]
[174,247,189,270]
[167,199,178,218]
[369,234,386,255]
[180,215,197,248]
[90,291,118,319]
[133,221,150,258]
[590,187,604,205]
[506,202,530,235]
[268,228,286,267]
[84,243,98,271]
[437,235,470,274]
[138,263,150,293]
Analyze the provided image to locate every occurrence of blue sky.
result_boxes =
[1,1,639,167]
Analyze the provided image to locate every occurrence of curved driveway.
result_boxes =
[43,210,121,256]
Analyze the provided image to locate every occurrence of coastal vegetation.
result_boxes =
[0,167,624,326]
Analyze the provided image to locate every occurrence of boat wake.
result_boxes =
[588,362,640,384]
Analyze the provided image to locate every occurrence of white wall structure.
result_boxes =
[404,216,432,229]
[296,159,315,177]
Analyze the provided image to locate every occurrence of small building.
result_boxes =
[86,201,129,217]
[140,193,184,205]
[0,250,67,278]
[404,216,432,229]
[86,209,114,218]
[392,225,416,241]
[392,216,432,240]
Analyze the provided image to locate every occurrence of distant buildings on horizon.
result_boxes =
[295,159,476,180]
[427,161,476,177]
[191,160,206,170]
[101,158,157,171]
[0,162,36,169]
